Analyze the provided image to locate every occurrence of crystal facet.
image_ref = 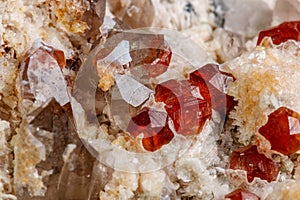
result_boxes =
[225,188,260,200]
[257,21,300,45]
[229,145,280,183]
[259,107,300,155]
[127,107,174,152]
[189,63,234,114]
[155,79,211,136]
[95,32,172,80]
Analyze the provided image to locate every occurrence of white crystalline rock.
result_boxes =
[224,0,272,38]
[175,122,230,199]
[12,123,49,197]
[151,0,217,60]
[152,0,213,31]
[0,120,14,199]
[0,57,17,97]
[140,171,165,197]
[1,0,75,58]
[99,171,139,200]
[27,48,69,106]
[264,180,300,200]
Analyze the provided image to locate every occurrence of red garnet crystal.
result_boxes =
[141,38,172,78]
[229,145,280,183]
[257,21,300,45]
[258,107,300,155]
[127,107,174,152]
[189,63,235,114]
[225,188,260,200]
[154,79,211,136]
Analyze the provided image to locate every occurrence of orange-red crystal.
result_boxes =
[259,107,300,155]
[225,188,260,200]
[189,63,235,114]
[154,79,211,136]
[229,145,280,183]
[127,107,174,152]
[257,21,300,45]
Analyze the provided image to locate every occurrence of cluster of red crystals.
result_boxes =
[189,63,235,114]
[155,79,211,136]
[153,63,234,136]
[257,21,300,45]
[126,63,233,150]
[258,107,300,155]
[127,107,174,152]
[225,189,260,200]
[229,145,280,183]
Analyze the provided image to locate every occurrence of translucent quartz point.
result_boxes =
[21,42,69,106]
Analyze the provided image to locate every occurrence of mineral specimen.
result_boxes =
[259,107,300,155]
[225,188,260,200]
[257,21,300,45]
[229,145,280,183]
[4,0,300,199]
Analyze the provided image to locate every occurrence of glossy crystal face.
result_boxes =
[127,107,174,152]
[225,188,260,200]
[257,21,300,45]
[259,107,300,155]
[229,145,281,183]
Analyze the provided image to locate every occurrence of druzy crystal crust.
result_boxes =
[229,145,280,183]
[225,188,260,200]
[259,107,300,155]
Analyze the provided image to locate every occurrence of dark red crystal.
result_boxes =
[189,63,235,114]
[155,79,211,136]
[229,145,280,183]
[127,107,174,152]
[225,188,260,200]
[257,21,300,45]
[142,40,172,77]
[259,107,300,155]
